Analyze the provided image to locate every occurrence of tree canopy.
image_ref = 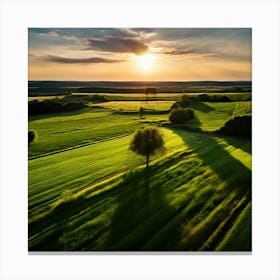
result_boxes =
[130,127,164,168]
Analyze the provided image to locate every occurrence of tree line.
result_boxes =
[28,99,86,115]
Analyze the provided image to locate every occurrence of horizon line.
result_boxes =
[28,80,252,82]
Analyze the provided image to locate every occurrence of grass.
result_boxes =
[28,102,238,157]
[216,202,252,251]
[93,101,174,112]
[232,101,252,116]
[28,96,65,101]
[28,128,186,216]
[187,102,236,131]
[28,98,252,251]
[29,108,144,157]
[28,128,251,251]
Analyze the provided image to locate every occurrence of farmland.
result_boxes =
[92,101,174,112]
[28,92,252,251]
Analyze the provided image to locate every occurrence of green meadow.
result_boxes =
[28,94,252,251]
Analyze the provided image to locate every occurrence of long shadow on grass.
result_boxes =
[218,134,252,154]
[172,128,251,190]
[193,102,215,113]
[103,166,176,251]
[169,128,252,251]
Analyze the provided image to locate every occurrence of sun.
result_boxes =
[139,53,154,71]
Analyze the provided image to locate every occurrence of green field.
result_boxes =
[93,101,174,112]
[28,96,65,101]
[29,108,141,157]
[28,96,252,251]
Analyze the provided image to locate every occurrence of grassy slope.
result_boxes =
[28,100,252,251]
[187,102,235,132]
[28,108,141,157]
[216,202,252,251]
[28,107,174,158]
[29,128,251,251]
[28,102,251,157]
[232,101,252,116]
[28,128,185,216]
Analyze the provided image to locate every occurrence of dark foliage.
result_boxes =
[28,131,36,145]
[77,87,144,94]
[28,100,86,115]
[28,87,72,96]
[169,108,194,124]
[130,127,165,167]
[145,88,157,94]
[170,102,182,111]
[180,94,232,107]
[29,81,251,96]
[216,116,252,138]
[61,94,107,103]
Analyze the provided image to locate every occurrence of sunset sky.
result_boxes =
[28,28,251,81]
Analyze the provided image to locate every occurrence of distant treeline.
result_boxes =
[171,94,251,110]
[29,80,251,88]
[28,94,109,115]
[77,87,149,93]
[62,94,107,103]
[28,80,252,96]
[29,100,86,115]
[29,88,72,96]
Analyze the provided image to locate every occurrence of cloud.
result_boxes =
[29,28,251,64]
[48,31,59,37]
[135,28,251,59]
[45,55,124,64]
[135,28,251,42]
[85,37,148,55]
[160,46,251,62]
[161,48,213,56]
[29,28,140,40]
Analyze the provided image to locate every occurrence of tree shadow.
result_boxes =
[193,102,215,113]
[171,128,251,194]
[104,166,174,251]
[218,134,252,154]
[168,127,251,250]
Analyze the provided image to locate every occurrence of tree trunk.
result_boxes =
[146,154,149,168]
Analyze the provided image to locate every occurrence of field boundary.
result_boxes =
[29,132,132,160]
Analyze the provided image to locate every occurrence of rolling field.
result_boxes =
[233,101,252,116]
[28,96,65,101]
[29,128,190,217]
[29,101,239,157]
[28,98,252,251]
[93,101,174,112]
[187,102,235,131]
[29,108,142,157]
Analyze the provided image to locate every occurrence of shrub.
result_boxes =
[28,130,36,145]
[169,108,194,124]
[210,95,232,102]
[217,115,251,138]
[181,95,197,107]
[169,102,182,111]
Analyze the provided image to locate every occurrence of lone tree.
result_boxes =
[130,127,164,168]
